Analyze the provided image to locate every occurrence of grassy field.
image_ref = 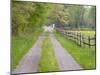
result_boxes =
[78,31,95,47]
[38,34,59,72]
[55,31,96,69]
[66,30,95,36]
[65,30,95,48]
[11,28,42,69]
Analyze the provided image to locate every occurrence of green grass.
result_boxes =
[66,30,95,36]
[38,35,59,72]
[65,30,95,48]
[11,28,42,69]
[78,31,95,35]
[55,31,96,69]
[79,31,95,47]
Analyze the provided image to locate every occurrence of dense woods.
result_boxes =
[51,5,96,30]
[12,1,96,36]
[12,1,53,36]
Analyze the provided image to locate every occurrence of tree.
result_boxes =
[12,1,54,36]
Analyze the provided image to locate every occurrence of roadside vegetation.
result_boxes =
[38,34,59,72]
[55,31,96,69]
[12,28,42,69]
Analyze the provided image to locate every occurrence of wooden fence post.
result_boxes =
[77,33,79,45]
[64,30,66,37]
[72,32,73,40]
[94,34,96,48]
[82,34,85,47]
[67,32,68,37]
[71,32,73,40]
[79,33,81,46]
[66,32,68,37]
[88,35,90,48]
[61,30,64,36]
[75,33,77,43]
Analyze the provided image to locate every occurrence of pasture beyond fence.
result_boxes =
[56,28,96,48]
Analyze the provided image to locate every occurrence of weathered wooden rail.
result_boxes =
[56,28,96,48]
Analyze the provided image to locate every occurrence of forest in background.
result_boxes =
[12,1,96,36]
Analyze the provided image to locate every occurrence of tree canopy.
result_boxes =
[12,1,96,36]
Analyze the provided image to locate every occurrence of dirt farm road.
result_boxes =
[12,33,82,74]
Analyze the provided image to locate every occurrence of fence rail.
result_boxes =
[56,28,96,48]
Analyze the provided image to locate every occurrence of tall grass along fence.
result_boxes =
[56,28,96,48]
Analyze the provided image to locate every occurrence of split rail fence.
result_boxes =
[56,28,96,48]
